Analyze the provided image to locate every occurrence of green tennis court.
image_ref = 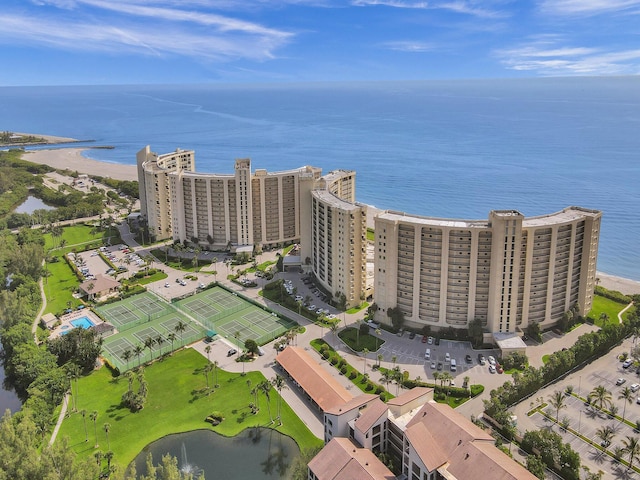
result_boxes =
[175,286,297,346]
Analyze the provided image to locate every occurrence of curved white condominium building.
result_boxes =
[373,207,601,333]
[137,146,367,309]
[138,146,601,330]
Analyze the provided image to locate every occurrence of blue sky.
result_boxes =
[1,0,639,85]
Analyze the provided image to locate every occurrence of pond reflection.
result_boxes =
[133,428,299,479]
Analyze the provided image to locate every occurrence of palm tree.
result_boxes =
[205,345,211,363]
[133,344,144,367]
[330,323,339,346]
[122,349,132,370]
[623,436,640,470]
[619,386,634,422]
[155,335,164,356]
[362,348,369,375]
[103,423,111,450]
[596,425,616,449]
[548,390,567,424]
[377,353,383,368]
[204,363,212,390]
[67,363,80,412]
[104,451,114,472]
[374,328,382,351]
[80,409,88,442]
[355,319,362,346]
[260,380,273,423]
[90,411,99,447]
[599,312,610,325]
[272,375,287,425]
[213,360,219,388]
[167,332,177,353]
[144,336,155,360]
[589,385,613,411]
[175,321,187,347]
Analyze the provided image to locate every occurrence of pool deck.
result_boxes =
[49,309,105,339]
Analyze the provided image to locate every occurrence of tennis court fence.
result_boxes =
[103,326,207,373]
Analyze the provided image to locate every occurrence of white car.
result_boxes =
[488,355,496,366]
[616,378,626,386]
[445,352,451,362]
[631,383,640,392]
[430,361,436,369]
[489,365,496,374]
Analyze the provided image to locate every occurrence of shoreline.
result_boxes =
[22,147,137,181]
[19,147,640,295]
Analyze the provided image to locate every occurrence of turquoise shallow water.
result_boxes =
[1,77,638,280]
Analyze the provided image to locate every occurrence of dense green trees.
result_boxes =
[521,429,580,480]
[48,327,103,373]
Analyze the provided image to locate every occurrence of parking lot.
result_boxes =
[512,337,640,479]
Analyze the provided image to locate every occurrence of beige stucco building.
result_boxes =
[138,145,601,326]
[137,146,367,308]
[373,207,601,333]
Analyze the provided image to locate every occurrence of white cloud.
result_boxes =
[383,40,434,52]
[352,0,509,18]
[538,0,640,16]
[498,38,640,75]
[0,13,290,60]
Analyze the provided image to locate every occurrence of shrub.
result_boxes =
[349,371,357,380]
[205,411,224,426]
[330,357,338,365]
[365,382,374,391]
[340,366,348,375]
[469,385,484,397]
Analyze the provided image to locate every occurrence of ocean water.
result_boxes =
[0,77,638,280]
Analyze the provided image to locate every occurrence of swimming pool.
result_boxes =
[71,316,95,329]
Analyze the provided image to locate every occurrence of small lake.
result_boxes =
[0,358,21,414]
[133,428,299,479]
[14,196,55,214]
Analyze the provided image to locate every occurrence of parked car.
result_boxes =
[165,283,170,288]
[430,361,436,369]
[445,352,451,362]
[465,354,472,364]
[623,359,634,369]
[409,331,416,339]
[489,365,496,374]
[478,354,486,365]
[616,378,626,385]
[427,336,434,345]
[631,383,640,392]
[227,349,237,357]
[488,355,496,366]
[421,335,428,343]
[496,364,504,374]
[437,362,443,371]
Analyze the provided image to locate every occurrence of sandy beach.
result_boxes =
[21,147,640,296]
[23,147,137,181]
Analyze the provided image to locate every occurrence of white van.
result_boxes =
[424,349,431,360]
[450,359,457,372]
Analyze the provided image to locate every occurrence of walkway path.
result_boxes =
[49,393,70,446]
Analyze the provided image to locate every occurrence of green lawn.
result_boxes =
[44,224,117,253]
[338,327,385,352]
[346,302,369,314]
[588,294,631,326]
[56,349,321,470]
[43,254,82,315]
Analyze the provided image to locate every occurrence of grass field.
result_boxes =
[338,327,385,352]
[55,349,322,469]
[588,294,632,326]
[44,224,117,253]
[43,256,82,315]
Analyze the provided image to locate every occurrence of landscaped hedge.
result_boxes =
[311,339,393,401]
[595,286,632,304]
